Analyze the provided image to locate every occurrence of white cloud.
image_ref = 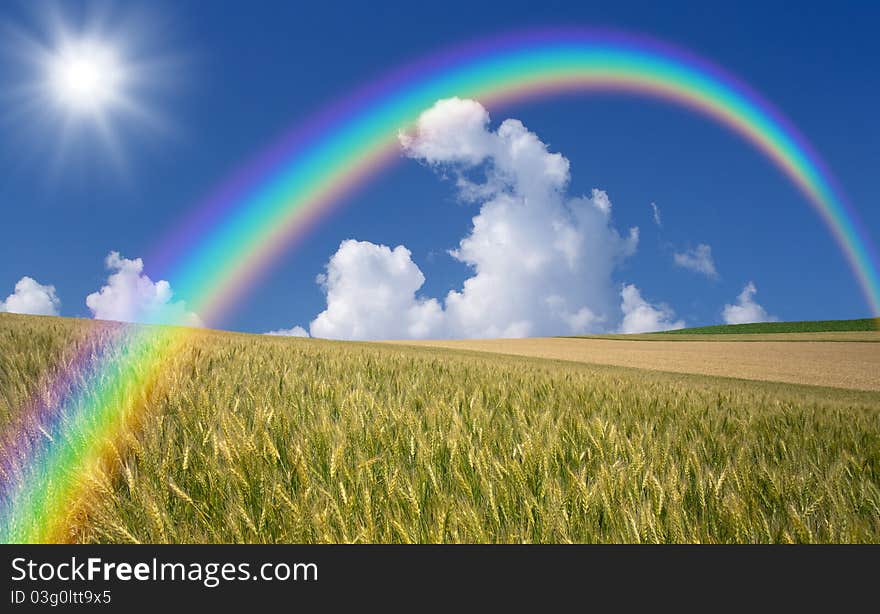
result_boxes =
[404,98,637,339]
[673,243,719,279]
[310,240,444,340]
[0,277,61,316]
[265,325,310,337]
[85,251,201,326]
[397,97,493,165]
[722,282,777,325]
[289,98,679,341]
[618,284,685,333]
[651,202,662,227]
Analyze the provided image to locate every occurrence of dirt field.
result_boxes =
[392,335,880,391]
[574,331,880,343]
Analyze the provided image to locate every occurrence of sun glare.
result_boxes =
[47,39,126,114]
[2,3,180,175]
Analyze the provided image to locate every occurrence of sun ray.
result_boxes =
[0,2,181,179]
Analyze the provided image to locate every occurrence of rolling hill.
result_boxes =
[1,312,878,543]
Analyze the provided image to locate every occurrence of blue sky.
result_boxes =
[0,0,878,337]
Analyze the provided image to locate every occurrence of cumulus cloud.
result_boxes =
[289,98,677,341]
[722,282,777,325]
[265,325,310,337]
[85,252,201,326]
[651,202,662,227]
[0,277,61,316]
[673,244,719,279]
[404,98,638,338]
[397,97,493,165]
[618,284,685,333]
[310,240,443,340]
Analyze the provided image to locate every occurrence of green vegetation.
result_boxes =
[1,312,879,543]
[651,317,880,335]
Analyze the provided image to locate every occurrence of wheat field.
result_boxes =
[1,312,878,543]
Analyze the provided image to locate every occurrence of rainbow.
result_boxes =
[1,28,877,542]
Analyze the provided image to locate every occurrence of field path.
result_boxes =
[390,336,880,391]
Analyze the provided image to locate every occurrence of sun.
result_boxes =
[2,3,180,175]
[46,39,128,115]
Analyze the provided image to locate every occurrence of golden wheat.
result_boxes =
[1,312,878,543]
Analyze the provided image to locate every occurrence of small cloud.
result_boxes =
[86,251,201,326]
[673,243,719,279]
[0,277,61,316]
[591,189,612,215]
[722,282,777,325]
[398,96,493,165]
[265,326,310,337]
[618,283,684,333]
[650,202,662,227]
